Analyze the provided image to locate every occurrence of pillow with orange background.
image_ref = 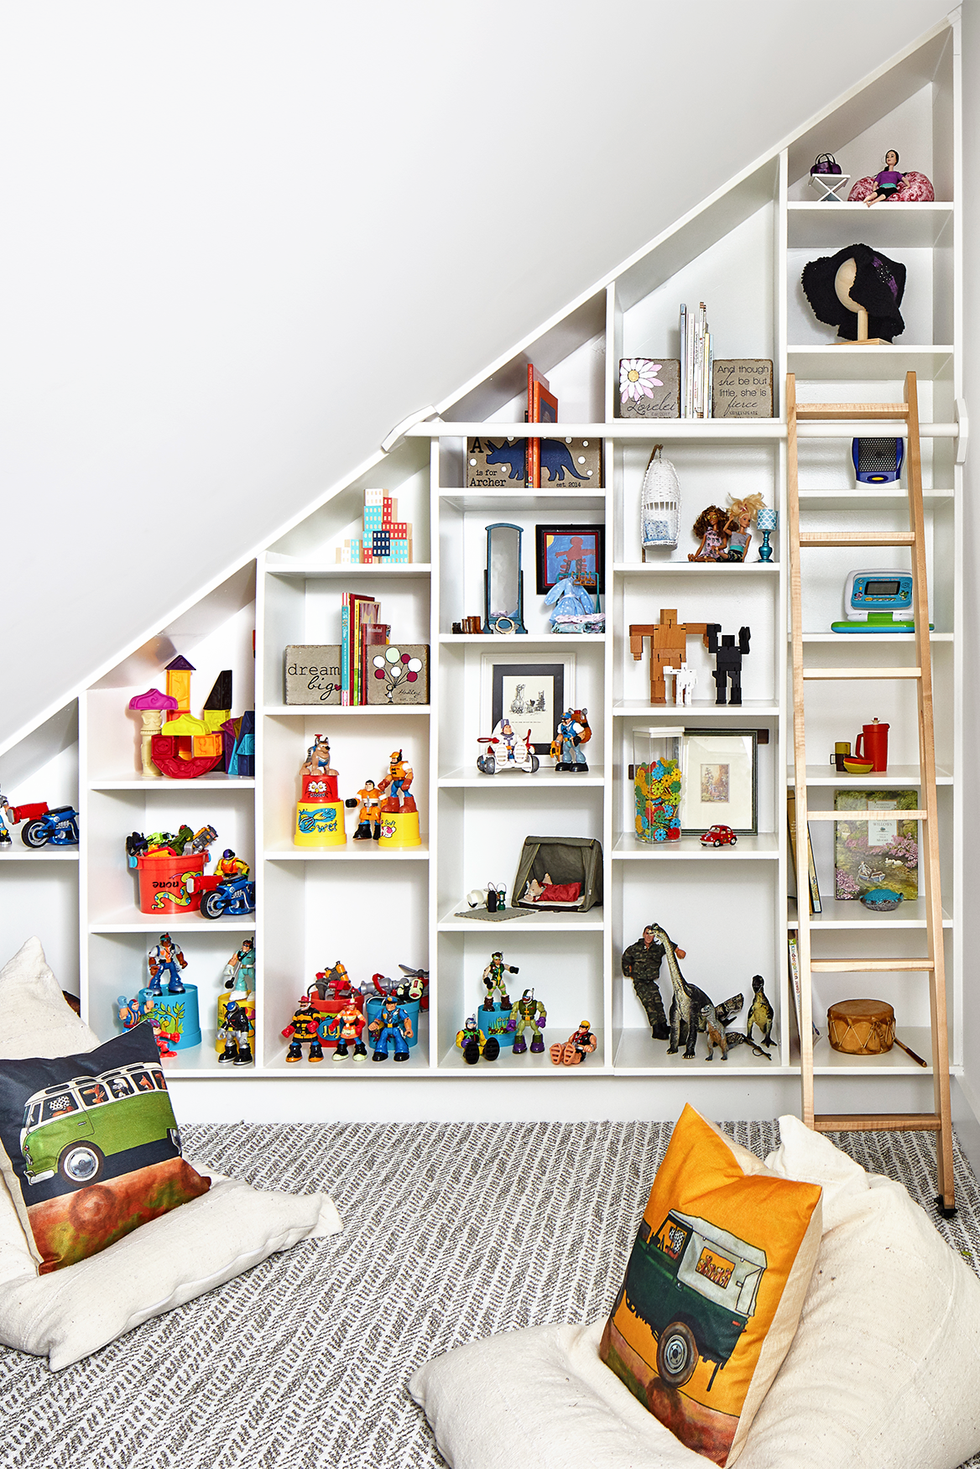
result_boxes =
[600,1105,822,1467]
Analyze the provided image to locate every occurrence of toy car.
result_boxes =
[700,825,737,848]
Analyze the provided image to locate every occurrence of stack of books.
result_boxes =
[340,592,389,705]
[679,301,712,418]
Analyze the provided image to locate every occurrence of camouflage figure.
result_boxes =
[621,925,675,1041]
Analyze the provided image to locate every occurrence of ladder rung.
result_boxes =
[805,809,928,821]
[810,959,935,973]
[802,668,921,680]
[795,402,908,420]
[799,532,916,547]
[814,1114,941,1134]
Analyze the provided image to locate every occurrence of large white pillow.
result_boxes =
[0,937,342,1369]
[410,1115,980,1469]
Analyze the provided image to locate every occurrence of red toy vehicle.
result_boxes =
[700,824,737,848]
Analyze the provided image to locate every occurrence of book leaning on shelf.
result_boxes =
[786,790,822,914]
[679,301,712,419]
[787,931,820,1041]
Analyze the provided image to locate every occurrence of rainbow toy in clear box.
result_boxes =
[633,727,682,844]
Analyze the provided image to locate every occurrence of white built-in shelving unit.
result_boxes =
[0,18,963,1123]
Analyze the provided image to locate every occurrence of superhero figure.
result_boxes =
[281,997,328,1063]
[216,848,249,881]
[368,995,413,1062]
[147,934,187,995]
[482,951,519,1011]
[550,1020,597,1066]
[218,999,254,1065]
[330,1002,368,1061]
[455,1016,500,1065]
[508,988,547,1055]
[347,780,383,840]
[378,750,416,813]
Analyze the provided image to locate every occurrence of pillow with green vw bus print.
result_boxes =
[0,1022,210,1273]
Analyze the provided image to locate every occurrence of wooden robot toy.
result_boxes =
[629,609,708,704]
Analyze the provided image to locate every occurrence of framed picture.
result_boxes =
[487,659,566,755]
[535,524,605,595]
[679,729,758,835]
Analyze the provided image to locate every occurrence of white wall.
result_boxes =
[0,0,956,750]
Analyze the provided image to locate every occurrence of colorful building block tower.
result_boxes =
[338,488,412,565]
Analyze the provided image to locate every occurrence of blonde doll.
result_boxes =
[724,493,767,562]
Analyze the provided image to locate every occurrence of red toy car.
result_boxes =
[700,824,737,848]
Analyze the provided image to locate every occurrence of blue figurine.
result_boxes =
[147,933,187,995]
[367,994,413,1063]
[553,708,590,772]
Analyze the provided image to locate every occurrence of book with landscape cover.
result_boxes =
[834,789,919,901]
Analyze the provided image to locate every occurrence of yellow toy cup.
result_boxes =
[294,801,346,847]
[377,811,421,848]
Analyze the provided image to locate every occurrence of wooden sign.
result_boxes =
[711,359,774,419]
[616,358,680,419]
[466,437,526,487]
[285,646,342,705]
[466,436,602,488]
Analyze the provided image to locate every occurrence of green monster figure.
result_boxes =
[482,951,519,1012]
[508,988,547,1055]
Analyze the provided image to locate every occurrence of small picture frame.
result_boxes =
[534,524,605,596]
[679,728,758,835]
[486,659,567,755]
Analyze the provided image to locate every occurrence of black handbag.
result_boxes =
[810,153,842,175]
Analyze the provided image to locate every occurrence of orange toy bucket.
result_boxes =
[135,851,206,914]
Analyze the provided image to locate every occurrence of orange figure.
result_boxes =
[378,749,417,813]
[629,609,708,704]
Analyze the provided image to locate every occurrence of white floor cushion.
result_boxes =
[411,1115,980,1469]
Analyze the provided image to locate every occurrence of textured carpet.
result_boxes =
[1,1120,980,1469]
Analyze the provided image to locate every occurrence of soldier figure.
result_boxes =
[620,925,687,1041]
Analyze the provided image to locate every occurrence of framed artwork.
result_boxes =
[487,660,566,755]
[679,729,758,835]
[534,524,605,595]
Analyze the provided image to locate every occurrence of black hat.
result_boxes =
[801,243,906,342]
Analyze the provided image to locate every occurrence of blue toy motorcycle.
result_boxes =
[198,874,256,920]
[21,806,80,849]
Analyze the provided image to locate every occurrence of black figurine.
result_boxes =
[703,624,751,705]
[746,974,775,1047]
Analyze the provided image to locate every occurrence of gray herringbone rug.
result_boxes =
[2,1120,980,1469]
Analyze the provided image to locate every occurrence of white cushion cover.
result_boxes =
[0,938,342,1368]
[411,1115,980,1469]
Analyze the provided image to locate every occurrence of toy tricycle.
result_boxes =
[476,724,539,775]
[16,804,80,849]
[187,871,257,919]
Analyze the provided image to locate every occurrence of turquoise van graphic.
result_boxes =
[616,1210,767,1390]
[19,1060,179,1187]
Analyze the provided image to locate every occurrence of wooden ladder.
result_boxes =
[786,370,954,1216]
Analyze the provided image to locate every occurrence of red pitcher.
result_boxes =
[855,719,889,773]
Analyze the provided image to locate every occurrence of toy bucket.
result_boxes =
[377,811,421,849]
[309,992,364,1047]
[294,801,346,847]
[135,851,206,914]
[365,996,420,1049]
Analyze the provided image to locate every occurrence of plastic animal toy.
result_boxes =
[553,708,590,771]
[330,1002,368,1061]
[621,925,679,1040]
[368,995,413,1062]
[629,610,709,704]
[218,999,254,1065]
[550,1021,597,1066]
[703,623,751,705]
[700,1003,730,1062]
[647,923,741,1060]
[379,749,417,812]
[483,952,519,1011]
[347,780,382,839]
[147,934,187,995]
[455,1017,501,1064]
[282,997,328,1063]
[746,974,775,1047]
[723,1030,773,1060]
[688,505,730,561]
[477,722,539,774]
[508,988,547,1054]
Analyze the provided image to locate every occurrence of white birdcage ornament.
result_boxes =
[640,444,680,557]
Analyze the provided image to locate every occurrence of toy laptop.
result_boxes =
[831,569,931,633]
[851,437,904,484]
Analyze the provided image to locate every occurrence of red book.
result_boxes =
[362,621,390,702]
[526,365,554,490]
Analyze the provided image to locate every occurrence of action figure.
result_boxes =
[282,996,327,1063]
[455,1016,501,1065]
[629,609,709,705]
[746,974,775,1047]
[553,708,589,772]
[378,749,416,812]
[508,988,547,1054]
[216,848,249,880]
[688,505,730,561]
[147,933,187,995]
[330,1001,368,1061]
[348,779,382,839]
[703,623,751,705]
[117,994,176,1057]
[218,998,254,1065]
[865,148,904,205]
[482,951,519,1011]
[0,789,12,845]
[550,1020,597,1066]
[368,994,413,1062]
[224,937,255,994]
[621,925,677,1040]
[301,733,336,778]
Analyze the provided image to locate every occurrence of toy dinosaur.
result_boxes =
[645,922,741,1060]
[746,974,775,1047]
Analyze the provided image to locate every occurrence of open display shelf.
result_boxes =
[0,19,962,1120]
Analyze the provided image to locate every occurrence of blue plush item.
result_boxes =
[859,887,903,912]
[544,577,596,627]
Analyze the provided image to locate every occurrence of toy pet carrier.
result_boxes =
[639,445,680,555]
[512,836,603,912]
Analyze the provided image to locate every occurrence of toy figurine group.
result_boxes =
[630,609,750,705]
[296,734,420,848]
[622,922,774,1062]
[117,936,256,1065]
[689,494,768,563]
[281,962,428,1064]
[452,950,596,1067]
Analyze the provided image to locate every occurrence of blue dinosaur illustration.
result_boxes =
[540,440,590,483]
[484,439,527,480]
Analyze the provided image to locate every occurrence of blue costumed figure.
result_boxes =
[368,994,413,1062]
[147,933,187,995]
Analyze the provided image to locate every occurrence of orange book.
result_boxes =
[526,364,553,489]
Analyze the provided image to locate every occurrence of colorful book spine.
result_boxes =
[340,592,351,706]
[679,304,688,416]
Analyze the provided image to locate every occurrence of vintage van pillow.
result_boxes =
[599,1105,822,1466]
[0,1022,210,1273]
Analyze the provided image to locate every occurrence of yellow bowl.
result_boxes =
[842,757,875,775]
